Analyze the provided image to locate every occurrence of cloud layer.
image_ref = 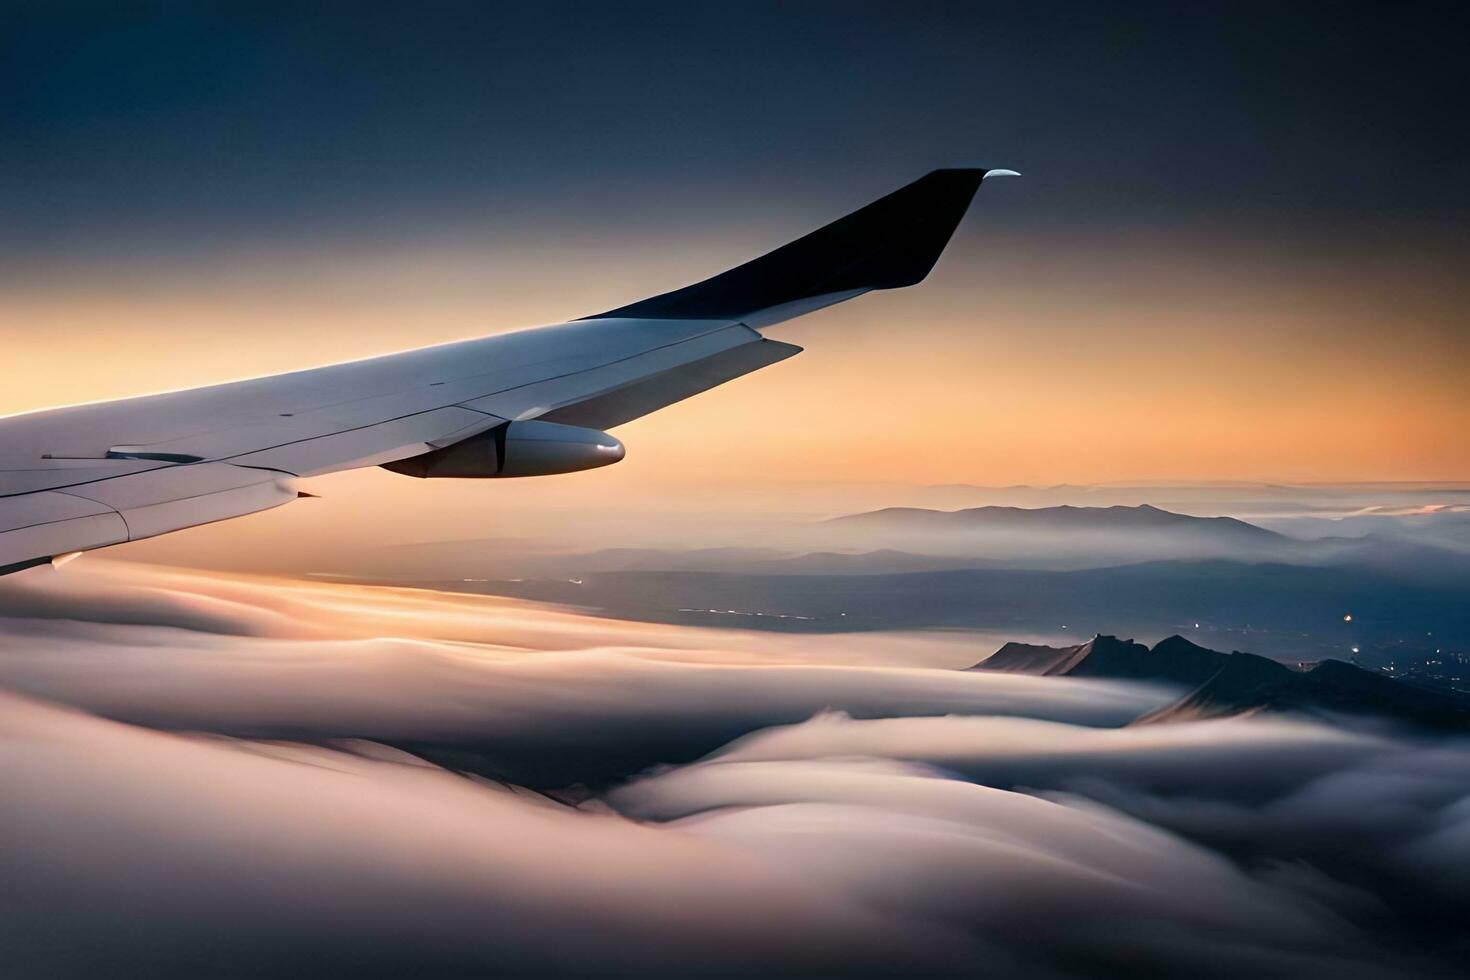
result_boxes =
[1,562,1466,977]
[0,562,1165,787]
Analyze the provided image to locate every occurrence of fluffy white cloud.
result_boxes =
[0,691,948,978]
[615,757,1413,977]
[0,562,1465,977]
[0,562,1168,787]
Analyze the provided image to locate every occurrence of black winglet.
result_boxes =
[585,168,1000,322]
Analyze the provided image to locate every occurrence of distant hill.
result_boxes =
[809,504,1296,565]
[829,503,1283,542]
[972,634,1470,731]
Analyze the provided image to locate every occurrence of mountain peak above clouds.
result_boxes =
[972,633,1470,731]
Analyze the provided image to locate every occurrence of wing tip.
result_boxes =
[587,166,1012,321]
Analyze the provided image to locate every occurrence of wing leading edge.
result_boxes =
[0,168,1012,572]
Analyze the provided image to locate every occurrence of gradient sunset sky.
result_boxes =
[4,2,1466,498]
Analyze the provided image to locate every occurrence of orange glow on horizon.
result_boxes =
[3,229,1466,499]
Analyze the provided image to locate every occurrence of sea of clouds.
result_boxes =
[0,561,1466,977]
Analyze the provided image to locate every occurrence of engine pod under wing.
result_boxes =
[381,420,624,479]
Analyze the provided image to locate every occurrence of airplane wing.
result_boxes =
[0,167,1015,574]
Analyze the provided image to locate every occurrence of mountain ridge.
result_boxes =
[972,633,1470,731]
[827,503,1285,541]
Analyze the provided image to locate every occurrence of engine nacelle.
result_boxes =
[381,420,624,479]
[497,420,625,477]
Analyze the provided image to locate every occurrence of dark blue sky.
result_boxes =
[3,1,1464,259]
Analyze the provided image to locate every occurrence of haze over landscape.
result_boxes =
[3,2,1468,977]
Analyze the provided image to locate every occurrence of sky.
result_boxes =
[2,1,1466,531]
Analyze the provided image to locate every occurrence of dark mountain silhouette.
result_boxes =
[809,504,1295,565]
[978,641,1093,675]
[829,503,1285,541]
[978,634,1239,684]
[972,634,1470,731]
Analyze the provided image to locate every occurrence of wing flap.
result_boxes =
[0,492,129,572]
[49,463,299,544]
